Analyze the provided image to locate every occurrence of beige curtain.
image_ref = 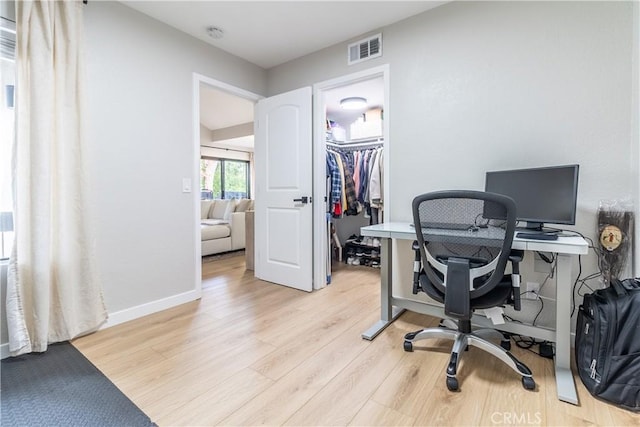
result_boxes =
[6,0,107,356]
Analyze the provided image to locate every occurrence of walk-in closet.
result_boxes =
[324,77,384,281]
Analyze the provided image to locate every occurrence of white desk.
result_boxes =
[361,222,588,405]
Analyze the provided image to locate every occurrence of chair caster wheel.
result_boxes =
[446,377,459,391]
[500,340,511,351]
[403,341,413,352]
[522,376,535,390]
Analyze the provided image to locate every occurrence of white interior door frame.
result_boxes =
[312,64,390,290]
[192,73,262,295]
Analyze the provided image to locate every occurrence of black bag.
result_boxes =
[575,278,640,411]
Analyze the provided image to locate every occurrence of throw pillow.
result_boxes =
[201,200,214,219]
[223,199,237,220]
[234,199,250,212]
[209,200,229,219]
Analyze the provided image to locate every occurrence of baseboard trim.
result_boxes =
[101,288,201,330]
[1,288,201,359]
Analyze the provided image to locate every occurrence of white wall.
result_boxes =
[211,122,254,142]
[83,2,266,318]
[268,1,637,328]
[200,124,212,146]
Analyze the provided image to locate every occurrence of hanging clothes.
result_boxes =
[333,152,346,212]
[326,143,383,219]
[369,148,383,207]
[369,148,384,225]
[338,152,358,216]
[326,151,342,208]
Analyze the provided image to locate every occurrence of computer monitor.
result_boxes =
[484,164,579,231]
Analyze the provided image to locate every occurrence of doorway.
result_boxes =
[193,66,389,294]
[192,73,262,295]
[312,65,390,290]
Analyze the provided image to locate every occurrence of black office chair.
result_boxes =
[404,190,535,392]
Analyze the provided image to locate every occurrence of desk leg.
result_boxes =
[362,237,404,340]
[555,253,579,405]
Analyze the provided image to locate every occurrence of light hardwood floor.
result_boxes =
[73,254,639,426]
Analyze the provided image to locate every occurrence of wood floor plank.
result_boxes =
[282,322,408,426]
[476,345,547,426]
[543,356,614,426]
[148,366,274,425]
[368,316,443,417]
[134,337,276,409]
[349,400,415,426]
[72,255,640,426]
[250,291,379,380]
[219,313,378,426]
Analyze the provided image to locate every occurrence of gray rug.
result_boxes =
[1,341,155,427]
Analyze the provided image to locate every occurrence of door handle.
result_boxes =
[293,196,309,204]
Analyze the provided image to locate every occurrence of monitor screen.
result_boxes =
[484,164,579,230]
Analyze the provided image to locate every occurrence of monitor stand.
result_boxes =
[515,222,560,240]
[516,222,559,234]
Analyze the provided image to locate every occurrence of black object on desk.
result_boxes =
[516,232,559,241]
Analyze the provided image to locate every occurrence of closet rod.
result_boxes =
[327,140,383,151]
[327,136,383,146]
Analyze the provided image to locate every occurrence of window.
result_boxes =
[200,157,250,200]
[1,15,15,260]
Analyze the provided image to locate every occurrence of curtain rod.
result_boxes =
[200,145,253,154]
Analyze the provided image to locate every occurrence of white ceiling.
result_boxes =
[199,75,383,148]
[199,84,256,150]
[200,76,383,129]
[200,84,254,130]
[120,1,447,69]
[174,1,443,150]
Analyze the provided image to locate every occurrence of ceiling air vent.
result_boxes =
[348,33,382,65]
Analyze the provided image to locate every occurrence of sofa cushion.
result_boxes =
[223,199,237,220]
[201,200,214,219]
[234,199,251,212]
[201,224,231,240]
[209,199,236,220]
[201,219,228,226]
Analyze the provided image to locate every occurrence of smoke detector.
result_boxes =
[207,26,224,40]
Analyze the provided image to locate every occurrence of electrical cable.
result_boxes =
[502,315,555,357]
[549,228,606,318]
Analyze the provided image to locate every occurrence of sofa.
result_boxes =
[201,198,254,256]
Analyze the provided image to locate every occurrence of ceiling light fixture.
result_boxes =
[206,26,224,40]
[340,97,367,110]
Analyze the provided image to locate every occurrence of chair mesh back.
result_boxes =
[412,191,516,299]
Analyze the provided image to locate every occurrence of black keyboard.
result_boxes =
[516,232,559,241]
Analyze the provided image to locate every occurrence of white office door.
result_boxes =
[254,87,313,292]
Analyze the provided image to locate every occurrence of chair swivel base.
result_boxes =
[404,327,535,392]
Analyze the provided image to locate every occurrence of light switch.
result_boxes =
[182,178,192,193]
